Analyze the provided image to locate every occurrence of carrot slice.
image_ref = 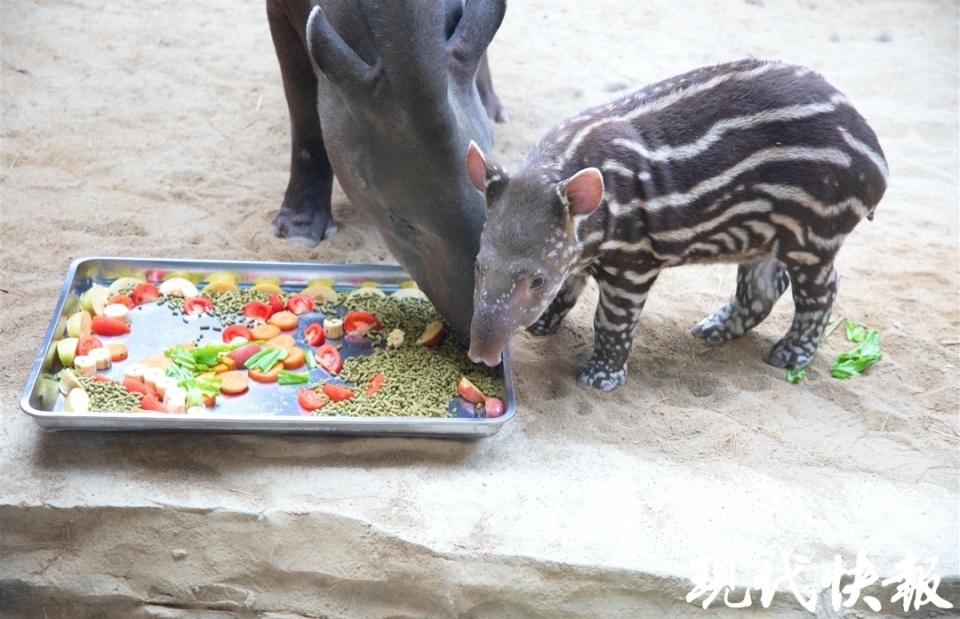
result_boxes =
[267,334,297,349]
[219,370,250,394]
[267,310,298,331]
[106,343,128,362]
[282,347,306,370]
[248,362,283,383]
[219,356,236,372]
[90,315,130,336]
[250,323,281,341]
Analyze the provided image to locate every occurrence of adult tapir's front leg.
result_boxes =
[578,267,661,391]
[267,0,337,247]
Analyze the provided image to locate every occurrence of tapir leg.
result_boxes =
[476,55,506,124]
[267,0,337,247]
[579,269,661,391]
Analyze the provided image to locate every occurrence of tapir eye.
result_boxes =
[530,275,545,290]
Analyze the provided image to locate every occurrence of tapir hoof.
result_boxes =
[577,359,627,392]
[271,208,338,248]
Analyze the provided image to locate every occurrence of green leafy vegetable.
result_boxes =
[244,347,288,373]
[786,366,808,384]
[278,370,310,385]
[831,328,882,379]
[844,319,867,343]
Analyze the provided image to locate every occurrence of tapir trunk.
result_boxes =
[468,302,513,367]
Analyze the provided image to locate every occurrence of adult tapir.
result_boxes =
[266,0,506,336]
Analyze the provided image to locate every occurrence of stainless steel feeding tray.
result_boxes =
[20,257,515,437]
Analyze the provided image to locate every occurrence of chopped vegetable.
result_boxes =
[268,293,285,315]
[227,343,262,366]
[343,311,382,336]
[268,310,298,331]
[219,371,249,395]
[786,366,808,384]
[314,344,343,375]
[277,370,310,385]
[108,294,135,310]
[242,300,273,322]
[222,324,253,343]
[323,383,354,402]
[250,323,281,341]
[297,387,325,411]
[267,334,297,349]
[106,343,128,362]
[286,294,316,315]
[831,328,882,379]
[844,319,868,343]
[90,315,131,336]
[140,392,165,412]
[122,377,155,397]
[304,322,325,346]
[182,297,214,316]
[77,334,103,357]
[244,346,288,374]
[281,346,306,370]
[365,373,385,396]
[249,362,283,383]
[130,282,160,306]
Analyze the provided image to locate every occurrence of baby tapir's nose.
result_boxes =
[468,346,503,367]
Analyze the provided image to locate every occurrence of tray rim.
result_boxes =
[20,256,515,437]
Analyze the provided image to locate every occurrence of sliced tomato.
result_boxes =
[268,293,285,315]
[297,387,326,412]
[77,334,103,356]
[323,383,354,402]
[108,294,135,310]
[286,294,316,315]
[182,296,214,315]
[366,373,385,396]
[343,311,382,336]
[130,282,160,306]
[242,300,273,321]
[222,324,254,343]
[315,344,342,375]
[304,322,325,347]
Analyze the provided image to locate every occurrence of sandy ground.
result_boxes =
[1,0,958,616]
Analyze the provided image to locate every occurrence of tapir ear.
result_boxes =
[466,140,507,197]
[466,141,488,193]
[561,168,604,218]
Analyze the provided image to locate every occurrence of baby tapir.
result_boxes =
[466,59,888,391]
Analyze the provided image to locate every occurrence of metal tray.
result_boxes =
[20,257,514,437]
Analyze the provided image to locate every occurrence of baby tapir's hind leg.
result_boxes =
[767,262,839,368]
[690,256,790,346]
[528,271,590,335]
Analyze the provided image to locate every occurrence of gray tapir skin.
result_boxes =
[265,0,506,337]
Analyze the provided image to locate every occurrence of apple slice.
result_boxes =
[416,320,445,347]
[57,337,80,368]
[66,310,93,338]
[80,285,110,316]
[457,377,486,404]
[481,397,505,418]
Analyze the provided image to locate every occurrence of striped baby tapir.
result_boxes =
[465,59,888,391]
